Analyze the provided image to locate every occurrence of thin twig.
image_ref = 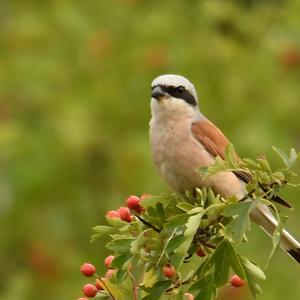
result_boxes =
[136,215,162,233]
[99,278,115,300]
[128,271,138,300]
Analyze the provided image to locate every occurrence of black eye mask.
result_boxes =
[153,85,197,106]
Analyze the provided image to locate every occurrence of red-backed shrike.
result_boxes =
[149,74,300,263]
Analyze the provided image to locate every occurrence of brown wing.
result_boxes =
[191,118,291,208]
[191,118,229,159]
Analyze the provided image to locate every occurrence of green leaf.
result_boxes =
[175,289,184,300]
[177,202,196,212]
[261,200,284,268]
[223,201,257,242]
[156,202,166,222]
[240,256,265,298]
[189,274,217,300]
[165,214,189,229]
[111,252,131,269]
[90,233,103,243]
[106,216,129,227]
[142,280,172,300]
[130,229,149,256]
[213,241,230,286]
[100,278,127,300]
[106,238,134,252]
[240,257,266,281]
[225,242,246,279]
[171,212,204,269]
[92,225,114,235]
[166,234,186,253]
[224,143,238,168]
[272,147,299,168]
[141,196,164,207]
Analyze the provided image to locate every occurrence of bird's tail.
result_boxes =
[250,203,300,264]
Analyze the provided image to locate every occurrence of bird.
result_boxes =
[149,74,300,263]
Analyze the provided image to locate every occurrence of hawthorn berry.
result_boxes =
[80,263,96,277]
[117,207,133,222]
[104,255,115,269]
[82,283,97,298]
[126,195,143,213]
[196,248,206,257]
[105,269,115,279]
[230,274,245,287]
[105,210,120,219]
[184,293,195,300]
[162,264,176,278]
[95,279,103,290]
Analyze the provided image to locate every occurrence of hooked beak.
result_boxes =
[151,86,168,100]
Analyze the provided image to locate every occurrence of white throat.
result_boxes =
[150,97,204,124]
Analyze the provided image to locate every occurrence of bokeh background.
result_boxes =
[1,0,300,299]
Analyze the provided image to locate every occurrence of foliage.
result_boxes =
[88,147,299,300]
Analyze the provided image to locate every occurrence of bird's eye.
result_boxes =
[176,86,185,94]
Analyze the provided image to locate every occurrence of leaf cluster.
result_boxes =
[91,147,299,300]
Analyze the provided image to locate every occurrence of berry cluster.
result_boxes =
[77,194,245,299]
[78,255,115,299]
[105,194,146,222]
[77,194,146,299]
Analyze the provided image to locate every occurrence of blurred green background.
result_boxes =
[1,0,300,299]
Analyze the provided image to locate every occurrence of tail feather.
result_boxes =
[250,203,300,264]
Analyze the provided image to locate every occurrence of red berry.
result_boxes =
[126,195,143,213]
[184,293,194,300]
[80,263,96,277]
[117,207,132,222]
[162,264,176,278]
[82,284,97,298]
[104,255,115,269]
[78,298,88,300]
[196,248,206,257]
[230,274,245,287]
[105,269,115,279]
[106,210,121,219]
[95,279,103,290]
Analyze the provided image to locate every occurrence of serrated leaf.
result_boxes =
[106,216,128,227]
[166,234,186,253]
[225,143,238,168]
[189,274,217,300]
[240,256,265,298]
[111,252,131,269]
[175,289,184,300]
[106,238,134,252]
[262,200,284,268]
[92,225,114,235]
[273,147,299,168]
[156,202,166,222]
[225,242,246,279]
[213,242,230,286]
[223,201,257,242]
[141,196,164,207]
[90,233,102,243]
[177,202,196,212]
[165,214,189,229]
[130,229,149,255]
[171,212,204,269]
[142,280,172,300]
[240,257,266,281]
[100,278,127,300]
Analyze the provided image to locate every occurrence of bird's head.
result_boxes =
[150,74,199,119]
